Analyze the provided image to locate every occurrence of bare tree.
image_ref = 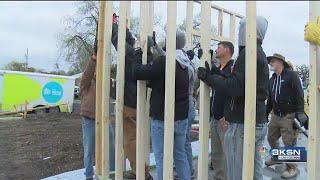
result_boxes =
[57,1,163,75]
[57,1,99,74]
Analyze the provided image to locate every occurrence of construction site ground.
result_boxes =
[0,112,83,180]
[0,101,307,180]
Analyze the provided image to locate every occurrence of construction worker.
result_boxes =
[131,29,191,180]
[173,46,200,179]
[207,41,234,180]
[265,53,308,179]
[197,16,269,180]
[110,17,153,179]
[80,53,115,180]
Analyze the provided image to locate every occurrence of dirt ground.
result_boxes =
[0,112,84,180]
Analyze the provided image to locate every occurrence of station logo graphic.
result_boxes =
[259,146,307,163]
[271,147,307,163]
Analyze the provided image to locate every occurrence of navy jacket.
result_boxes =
[266,69,304,117]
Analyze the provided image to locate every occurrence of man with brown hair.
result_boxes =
[208,41,234,180]
[198,16,269,180]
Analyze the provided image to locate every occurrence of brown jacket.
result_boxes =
[80,59,96,119]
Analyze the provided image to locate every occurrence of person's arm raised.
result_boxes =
[80,54,97,96]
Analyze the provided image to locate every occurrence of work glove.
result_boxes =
[152,31,157,46]
[198,48,203,59]
[134,47,143,58]
[197,61,211,81]
[210,62,221,75]
[304,17,320,45]
[209,49,214,60]
[126,28,135,46]
[186,50,195,60]
[197,67,208,81]
[295,112,309,130]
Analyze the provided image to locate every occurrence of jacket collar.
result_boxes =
[219,59,234,70]
[272,68,290,78]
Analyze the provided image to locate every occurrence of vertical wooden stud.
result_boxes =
[242,1,257,180]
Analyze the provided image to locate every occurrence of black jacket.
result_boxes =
[205,42,269,124]
[132,49,189,121]
[111,23,138,108]
[209,60,234,120]
[266,69,304,117]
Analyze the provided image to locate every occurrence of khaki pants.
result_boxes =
[267,113,297,169]
[123,106,150,175]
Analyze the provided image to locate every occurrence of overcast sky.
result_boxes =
[0,1,310,72]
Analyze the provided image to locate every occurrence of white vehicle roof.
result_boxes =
[0,70,76,80]
[71,73,83,79]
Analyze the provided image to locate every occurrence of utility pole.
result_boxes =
[24,48,29,70]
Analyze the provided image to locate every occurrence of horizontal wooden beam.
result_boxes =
[194,0,244,18]
[192,29,233,42]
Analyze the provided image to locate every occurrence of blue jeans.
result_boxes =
[223,122,267,180]
[81,117,115,179]
[151,119,190,180]
[186,101,196,173]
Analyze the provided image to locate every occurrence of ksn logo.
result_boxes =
[273,147,307,162]
[271,149,301,156]
[258,146,307,163]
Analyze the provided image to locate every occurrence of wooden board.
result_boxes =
[193,1,243,18]
[144,1,154,167]
[136,1,149,180]
[95,1,106,175]
[186,1,193,47]
[197,1,211,180]
[229,14,236,44]
[101,1,114,179]
[162,1,177,180]
[307,1,320,179]
[115,2,130,180]
[242,2,257,179]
